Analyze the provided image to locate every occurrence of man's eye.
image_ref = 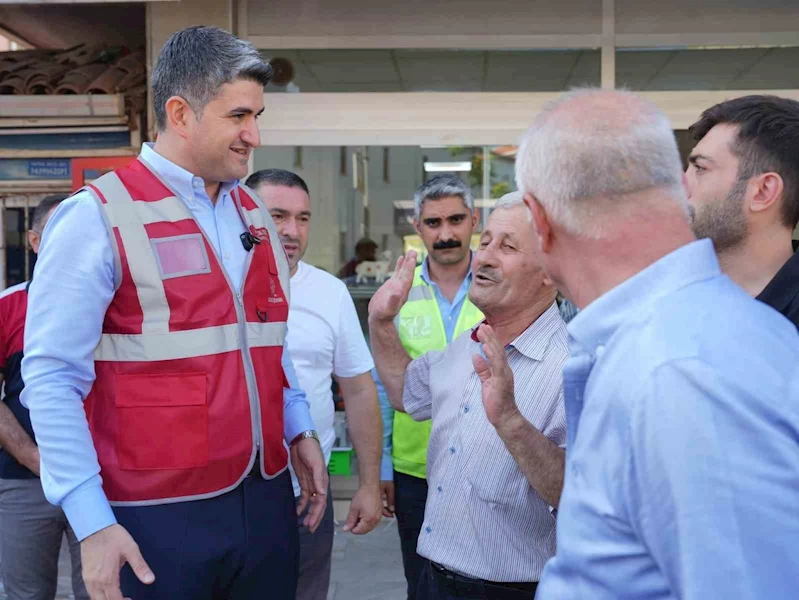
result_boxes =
[271,214,283,221]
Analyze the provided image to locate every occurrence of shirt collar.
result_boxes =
[420,252,474,287]
[567,239,721,353]
[139,143,239,204]
[755,250,799,315]
[470,301,563,361]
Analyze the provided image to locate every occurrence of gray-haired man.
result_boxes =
[377,174,484,599]
[370,193,568,599]
[21,26,326,600]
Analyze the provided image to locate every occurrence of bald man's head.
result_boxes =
[515,88,687,239]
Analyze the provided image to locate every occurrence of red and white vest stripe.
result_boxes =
[84,158,291,505]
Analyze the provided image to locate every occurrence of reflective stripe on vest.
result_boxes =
[392,265,483,479]
[85,160,291,505]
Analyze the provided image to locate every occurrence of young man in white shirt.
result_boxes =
[247,169,383,600]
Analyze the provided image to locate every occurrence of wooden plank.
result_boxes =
[0,95,125,118]
[0,147,138,159]
[0,116,128,128]
[0,126,130,135]
[0,181,72,196]
[8,0,177,3]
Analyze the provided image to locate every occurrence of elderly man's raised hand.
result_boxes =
[368,251,418,323]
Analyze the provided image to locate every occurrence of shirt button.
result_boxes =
[463,406,469,414]
[437,485,443,493]
[425,526,432,534]
[595,344,606,357]
[449,447,456,454]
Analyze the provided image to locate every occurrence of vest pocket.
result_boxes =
[114,372,209,471]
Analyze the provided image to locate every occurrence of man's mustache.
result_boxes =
[433,239,462,250]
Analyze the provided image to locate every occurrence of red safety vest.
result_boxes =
[83,158,291,505]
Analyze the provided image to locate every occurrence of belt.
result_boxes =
[430,561,539,595]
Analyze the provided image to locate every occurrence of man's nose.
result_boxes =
[281,217,298,239]
[241,117,260,147]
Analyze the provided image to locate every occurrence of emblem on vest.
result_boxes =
[250,226,269,242]
[399,315,433,339]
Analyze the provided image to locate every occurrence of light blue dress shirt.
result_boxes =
[20,144,313,541]
[537,239,799,599]
[376,257,473,481]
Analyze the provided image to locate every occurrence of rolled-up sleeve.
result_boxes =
[373,368,394,480]
[402,350,441,421]
[20,193,117,541]
[282,342,314,443]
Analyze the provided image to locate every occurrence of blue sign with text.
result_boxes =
[28,159,71,178]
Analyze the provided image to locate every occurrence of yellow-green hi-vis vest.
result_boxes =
[392,265,484,480]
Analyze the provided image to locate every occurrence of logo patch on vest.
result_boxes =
[399,315,433,338]
[151,234,212,280]
[250,226,269,242]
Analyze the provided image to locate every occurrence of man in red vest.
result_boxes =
[20,26,326,600]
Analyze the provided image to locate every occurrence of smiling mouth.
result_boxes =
[475,273,494,283]
[231,147,249,157]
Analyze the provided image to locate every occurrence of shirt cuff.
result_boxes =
[381,450,393,481]
[283,401,315,443]
[61,482,117,542]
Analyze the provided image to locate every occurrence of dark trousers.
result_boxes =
[416,561,538,600]
[394,470,429,600]
[296,484,334,600]
[114,470,299,600]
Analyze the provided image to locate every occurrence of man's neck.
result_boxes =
[717,228,795,298]
[562,207,697,310]
[152,137,221,204]
[426,253,471,303]
[483,294,554,346]
[426,253,471,287]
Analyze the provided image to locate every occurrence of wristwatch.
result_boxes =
[290,430,319,447]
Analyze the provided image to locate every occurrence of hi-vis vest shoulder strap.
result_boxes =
[86,169,289,364]
[392,264,483,479]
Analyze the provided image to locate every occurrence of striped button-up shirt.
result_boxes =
[403,302,568,583]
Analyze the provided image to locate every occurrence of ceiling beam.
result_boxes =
[258,90,799,146]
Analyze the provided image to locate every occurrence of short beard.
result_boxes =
[690,176,749,253]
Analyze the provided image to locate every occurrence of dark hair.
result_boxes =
[689,95,799,228]
[245,169,309,195]
[151,26,272,131]
[31,194,67,232]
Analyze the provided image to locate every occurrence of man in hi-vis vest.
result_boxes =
[20,27,326,600]
[378,174,483,599]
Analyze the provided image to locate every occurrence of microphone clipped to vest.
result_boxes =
[240,231,261,252]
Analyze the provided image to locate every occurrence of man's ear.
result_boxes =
[164,96,195,139]
[749,172,784,219]
[27,230,40,253]
[525,193,553,253]
[413,217,422,237]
